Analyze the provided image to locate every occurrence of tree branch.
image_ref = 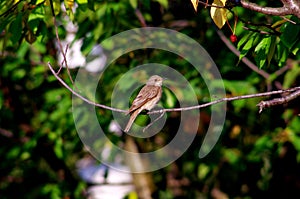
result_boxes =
[148,86,300,114]
[47,61,300,114]
[50,4,77,89]
[257,89,300,113]
[241,0,300,19]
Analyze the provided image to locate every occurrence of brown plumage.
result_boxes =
[124,75,163,132]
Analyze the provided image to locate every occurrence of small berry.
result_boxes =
[230,34,238,43]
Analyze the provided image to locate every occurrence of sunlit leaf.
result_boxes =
[45,0,61,15]
[238,33,258,61]
[129,0,138,9]
[198,164,210,180]
[64,0,74,9]
[36,0,45,4]
[291,40,300,55]
[210,0,227,29]
[254,36,272,68]
[223,148,241,165]
[283,62,300,89]
[77,0,87,4]
[164,88,176,108]
[155,0,168,9]
[190,0,198,12]
[54,137,64,159]
[237,32,253,50]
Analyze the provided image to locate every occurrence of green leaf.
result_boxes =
[277,41,289,67]
[239,33,257,61]
[267,36,276,66]
[237,32,253,50]
[291,39,300,55]
[155,0,168,9]
[223,148,240,165]
[36,0,45,4]
[129,0,138,9]
[87,0,95,11]
[77,0,87,4]
[54,137,64,159]
[223,80,256,95]
[8,13,23,44]
[254,36,272,68]
[12,68,26,80]
[48,0,61,15]
[0,90,3,109]
[287,128,300,157]
[198,164,210,180]
[280,16,300,49]
[282,62,300,89]
[164,88,176,108]
[223,80,257,111]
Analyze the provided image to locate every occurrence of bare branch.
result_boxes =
[148,86,300,114]
[48,62,300,115]
[135,8,147,27]
[197,0,300,18]
[257,89,300,113]
[241,0,300,19]
[0,128,13,138]
[48,58,300,116]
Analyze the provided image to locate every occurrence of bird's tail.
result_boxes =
[124,109,141,132]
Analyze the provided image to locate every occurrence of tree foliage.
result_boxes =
[0,0,300,198]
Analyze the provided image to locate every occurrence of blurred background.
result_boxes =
[1,0,300,198]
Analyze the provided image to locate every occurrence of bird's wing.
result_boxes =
[128,85,160,113]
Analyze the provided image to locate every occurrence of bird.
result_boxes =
[124,75,163,132]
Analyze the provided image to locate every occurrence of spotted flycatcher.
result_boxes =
[124,75,163,132]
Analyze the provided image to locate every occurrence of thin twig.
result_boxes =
[280,16,297,24]
[0,128,13,138]
[197,0,225,9]
[274,62,292,77]
[57,44,69,75]
[47,62,127,113]
[50,0,76,87]
[135,8,147,27]
[242,26,274,35]
[143,111,165,132]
